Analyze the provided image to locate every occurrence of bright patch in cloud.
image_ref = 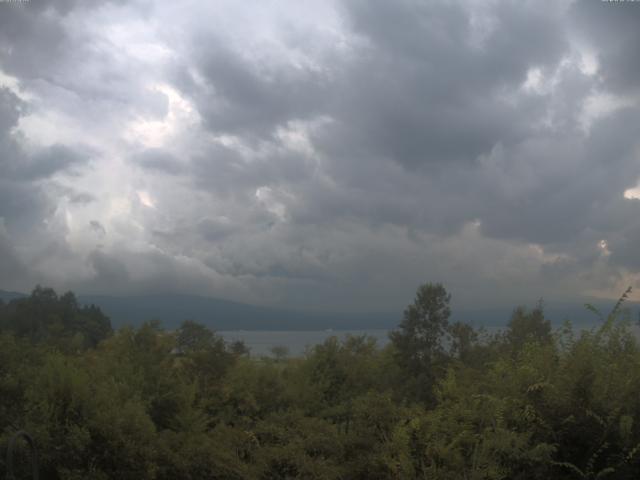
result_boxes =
[624,184,640,200]
[523,68,544,94]
[580,93,637,133]
[137,191,156,208]
[126,84,198,148]
[255,186,289,221]
[579,50,599,76]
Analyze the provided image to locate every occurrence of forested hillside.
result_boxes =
[0,284,639,479]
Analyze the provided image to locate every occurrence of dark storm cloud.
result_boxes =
[0,226,28,285]
[0,0,169,149]
[190,144,247,197]
[190,144,310,199]
[132,149,184,175]
[0,3,68,80]
[88,250,129,284]
[172,0,589,244]
[178,0,568,167]
[0,87,90,181]
[197,218,236,242]
[2,0,640,308]
[571,0,640,94]
[0,88,27,177]
[607,219,640,270]
[0,79,93,292]
[0,87,25,131]
[78,247,224,298]
[0,0,131,80]
[0,181,51,233]
[308,0,568,169]
[0,87,82,235]
[169,0,640,279]
[18,144,90,180]
[475,106,640,245]
[175,39,330,137]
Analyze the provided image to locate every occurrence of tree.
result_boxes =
[176,320,216,354]
[270,345,290,361]
[448,321,478,363]
[229,340,250,357]
[175,320,235,404]
[506,302,551,352]
[0,287,111,349]
[390,282,451,403]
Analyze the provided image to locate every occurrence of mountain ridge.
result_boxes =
[1,289,637,331]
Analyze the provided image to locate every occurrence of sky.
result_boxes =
[0,0,639,313]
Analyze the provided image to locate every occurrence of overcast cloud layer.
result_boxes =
[1,0,639,313]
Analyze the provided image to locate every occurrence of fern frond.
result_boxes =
[585,441,608,474]
[585,303,604,322]
[608,286,632,320]
[584,409,606,428]
[595,466,616,478]
[625,441,640,462]
[551,460,586,478]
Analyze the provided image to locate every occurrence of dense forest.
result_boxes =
[0,284,639,479]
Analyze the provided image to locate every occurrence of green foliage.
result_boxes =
[389,282,452,403]
[0,286,112,349]
[505,302,552,352]
[448,320,479,363]
[0,284,639,479]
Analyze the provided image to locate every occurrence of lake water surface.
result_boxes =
[220,322,638,357]
[219,329,391,356]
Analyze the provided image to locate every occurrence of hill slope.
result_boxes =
[1,289,637,331]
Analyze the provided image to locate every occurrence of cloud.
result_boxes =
[0,221,29,289]
[1,0,640,311]
[89,220,107,237]
[0,86,25,132]
[88,249,129,284]
[309,0,568,169]
[179,43,330,138]
[131,148,184,175]
[17,143,90,180]
[68,191,96,204]
[571,0,640,95]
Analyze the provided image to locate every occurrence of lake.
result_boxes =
[220,321,640,357]
[219,329,391,356]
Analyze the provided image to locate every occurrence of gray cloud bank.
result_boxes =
[0,0,639,314]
